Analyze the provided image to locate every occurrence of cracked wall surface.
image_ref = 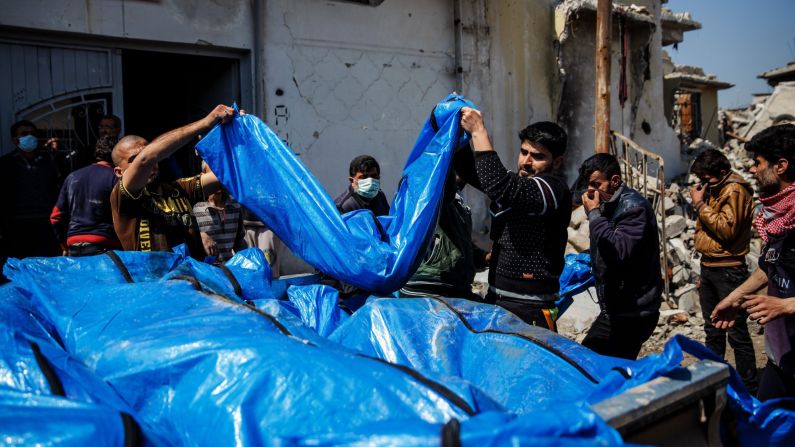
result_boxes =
[263,0,457,272]
[264,0,456,201]
[0,0,253,48]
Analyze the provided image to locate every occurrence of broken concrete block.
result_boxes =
[674,283,697,298]
[677,290,701,315]
[570,206,588,229]
[563,242,579,255]
[672,265,690,288]
[557,287,600,333]
[667,238,689,265]
[577,222,590,238]
[569,233,590,252]
[663,196,676,213]
[665,215,687,238]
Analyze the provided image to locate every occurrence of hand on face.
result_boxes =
[581,190,601,212]
[689,183,706,206]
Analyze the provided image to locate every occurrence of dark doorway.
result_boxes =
[122,49,240,180]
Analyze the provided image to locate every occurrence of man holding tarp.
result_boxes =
[110,105,235,258]
[459,108,571,331]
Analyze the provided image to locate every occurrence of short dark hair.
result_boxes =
[100,114,122,128]
[10,120,37,138]
[690,148,732,178]
[349,155,380,177]
[518,121,567,157]
[94,136,118,163]
[745,123,795,181]
[578,153,621,182]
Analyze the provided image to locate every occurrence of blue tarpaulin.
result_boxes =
[4,251,795,445]
[2,95,794,445]
[196,94,474,294]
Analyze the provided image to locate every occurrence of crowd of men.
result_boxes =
[0,104,793,402]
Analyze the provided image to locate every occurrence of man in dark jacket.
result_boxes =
[690,148,758,392]
[50,136,121,256]
[579,153,662,359]
[0,120,62,260]
[459,108,571,331]
[334,155,390,216]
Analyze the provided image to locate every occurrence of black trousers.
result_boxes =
[582,312,659,360]
[486,291,557,332]
[758,359,795,401]
[67,243,111,257]
[700,265,759,394]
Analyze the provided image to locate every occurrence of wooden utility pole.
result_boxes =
[595,0,612,153]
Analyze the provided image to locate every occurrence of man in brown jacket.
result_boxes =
[690,148,758,393]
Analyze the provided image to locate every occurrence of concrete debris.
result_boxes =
[664,215,687,238]
[570,205,588,230]
[557,287,600,335]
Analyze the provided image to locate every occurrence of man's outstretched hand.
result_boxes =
[711,295,741,329]
[741,294,795,325]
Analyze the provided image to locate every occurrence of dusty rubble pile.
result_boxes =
[558,139,763,346]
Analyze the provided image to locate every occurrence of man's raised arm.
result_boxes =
[120,104,235,195]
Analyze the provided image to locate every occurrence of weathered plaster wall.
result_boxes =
[0,0,254,49]
[460,0,560,242]
[628,0,681,177]
[262,0,458,272]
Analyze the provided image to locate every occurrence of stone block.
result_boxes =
[677,290,701,315]
[674,283,697,298]
[663,196,676,213]
[557,287,600,333]
[569,233,590,252]
[665,215,687,238]
[570,206,588,229]
[667,238,689,265]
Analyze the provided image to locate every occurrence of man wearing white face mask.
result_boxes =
[334,155,390,216]
[0,120,62,268]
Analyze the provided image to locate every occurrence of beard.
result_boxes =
[518,166,534,177]
[756,167,780,197]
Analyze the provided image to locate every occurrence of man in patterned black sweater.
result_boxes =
[460,108,571,331]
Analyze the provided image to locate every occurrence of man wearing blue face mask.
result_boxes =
[0,120,62,271]
[334,155,390,216]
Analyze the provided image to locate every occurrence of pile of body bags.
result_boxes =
[0,249,793,446]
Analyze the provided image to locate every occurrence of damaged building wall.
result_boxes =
[459,0,560,243]
[555,0,681,181]
[0,0,254,49]
[741,81,795,138]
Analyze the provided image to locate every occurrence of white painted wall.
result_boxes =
[263,0,456,202]
[0,0,254,49]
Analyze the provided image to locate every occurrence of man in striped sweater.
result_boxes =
[193,187,246,263]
